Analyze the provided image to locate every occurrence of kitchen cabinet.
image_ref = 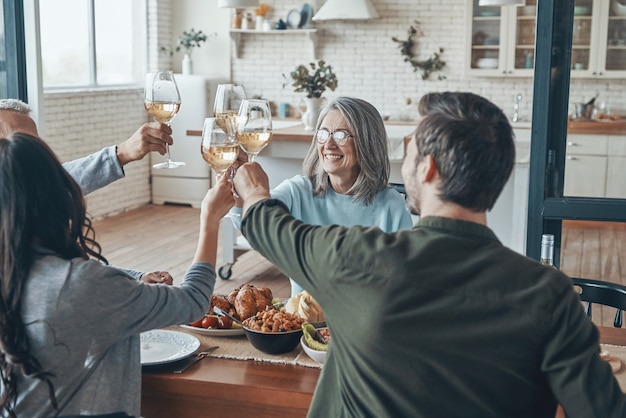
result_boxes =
[606,136,626,198]
[229,29,318,59]
[465,0,537,76]
[570,0,626,79]
[563,134,609,198]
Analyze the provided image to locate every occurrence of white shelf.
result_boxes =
[229,29,318,59]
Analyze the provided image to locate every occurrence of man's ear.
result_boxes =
[419,154,437,183]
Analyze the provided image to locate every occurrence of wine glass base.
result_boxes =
[153,161,186,169]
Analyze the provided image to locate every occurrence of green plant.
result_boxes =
[392,21,446,81]
[160,28,215,57]
[284,60,338,99]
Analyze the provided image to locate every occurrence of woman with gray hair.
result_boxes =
[231,96,412,296]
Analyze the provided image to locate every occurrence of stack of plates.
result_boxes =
[287,3,313,29]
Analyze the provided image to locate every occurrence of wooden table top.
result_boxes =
[141,326,626,418]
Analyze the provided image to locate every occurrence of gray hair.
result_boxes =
[0,99,32,114]
[302,97,390,205]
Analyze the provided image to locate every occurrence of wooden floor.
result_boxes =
[93,205,625,327]
[92,204,291,299]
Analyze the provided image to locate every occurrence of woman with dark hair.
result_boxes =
[231,97,413,296]
[0,133,234,417]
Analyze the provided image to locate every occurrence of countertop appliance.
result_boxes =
[151,74,228,208]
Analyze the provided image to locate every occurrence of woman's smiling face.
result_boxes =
[316,109,359,190]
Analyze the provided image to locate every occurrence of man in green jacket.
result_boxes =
[232,92,626,418]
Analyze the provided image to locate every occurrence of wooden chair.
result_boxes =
[571,277,626,328]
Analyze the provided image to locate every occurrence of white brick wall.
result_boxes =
[43,89,151,219]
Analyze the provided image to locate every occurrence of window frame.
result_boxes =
[2,0,28,100]
[526,0,626,267]
[39,0,145,91]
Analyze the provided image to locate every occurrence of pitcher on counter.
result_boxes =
[232,92,626,417]
[229,96,413,297]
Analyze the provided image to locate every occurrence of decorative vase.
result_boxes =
[301,97,324,131]
[182,53,192,75]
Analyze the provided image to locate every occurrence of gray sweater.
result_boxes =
[15,246,214,417]
[62,145,124,195]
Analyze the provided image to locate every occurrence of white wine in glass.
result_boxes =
[201,117,240,177]
[144,71,185,169]
[214,84,247,141]
[236,99,273,162]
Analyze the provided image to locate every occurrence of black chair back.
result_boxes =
[572,277,626,328]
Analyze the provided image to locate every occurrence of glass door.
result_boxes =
[513,0,537,72]
[468,0,503,73]
[604,0,626,73]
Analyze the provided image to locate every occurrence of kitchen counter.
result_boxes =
[567,119,626,135]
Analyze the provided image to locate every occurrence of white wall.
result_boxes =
[169,0,232,80]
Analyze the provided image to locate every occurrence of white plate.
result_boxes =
[180,324,245,336]
[287,9,302,29]
[140,329,200,366]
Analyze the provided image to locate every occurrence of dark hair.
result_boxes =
[0,133,107,416]
[302,96,390,205]
[413,92,515,211]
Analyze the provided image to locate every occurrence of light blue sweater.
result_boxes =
[231,175,413,295]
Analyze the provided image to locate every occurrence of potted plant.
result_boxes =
[285,60,338,130]
[160,28,215,74]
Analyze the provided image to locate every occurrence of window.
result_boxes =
[39,0,146,88]
[526,1,626,276]
[1,0,28,99]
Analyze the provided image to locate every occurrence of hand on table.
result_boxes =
[141,271,174,285]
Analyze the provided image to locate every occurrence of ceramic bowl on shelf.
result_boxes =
[476,58,499,69]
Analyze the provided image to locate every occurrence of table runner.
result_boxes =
[167,327,626,378]
[171,326,323,369]
[601,344,626,389]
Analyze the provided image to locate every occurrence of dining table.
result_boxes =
[141,325,626,418]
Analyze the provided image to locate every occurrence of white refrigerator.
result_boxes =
[151,74,227,208]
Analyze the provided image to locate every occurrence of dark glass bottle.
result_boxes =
[545,150,560,198]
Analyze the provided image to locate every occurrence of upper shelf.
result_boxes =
[229,29,318,59]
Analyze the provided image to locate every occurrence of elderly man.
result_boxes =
[232,92,626,417]
[0,98,173,194]
[0,98,174,285]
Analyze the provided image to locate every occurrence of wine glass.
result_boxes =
[200,117,240,178]
[236,99,273,162]
[144,71,185,169]
[213,84,247,141]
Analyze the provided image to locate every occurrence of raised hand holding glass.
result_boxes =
[144,71,185,169]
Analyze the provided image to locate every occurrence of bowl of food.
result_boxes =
[300,323,330,365]
[242,307,305,355]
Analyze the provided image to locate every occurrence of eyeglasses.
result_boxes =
[315,129,353,146]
